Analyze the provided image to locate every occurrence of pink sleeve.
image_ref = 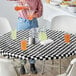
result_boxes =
[36,0,43,17]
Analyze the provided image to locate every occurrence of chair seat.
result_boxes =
[0,58,17,76]
[0,17,11,35]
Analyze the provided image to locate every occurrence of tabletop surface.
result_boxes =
[0,30,76,60]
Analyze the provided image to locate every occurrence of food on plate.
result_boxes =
[72,1,76,5]
[60,1,71,5]
[69,4,76,7]
[61,2,69,5]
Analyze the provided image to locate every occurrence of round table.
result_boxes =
[0,30,76,74]
[0,30,76,60]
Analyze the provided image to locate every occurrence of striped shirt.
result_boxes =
[8,0,43,19]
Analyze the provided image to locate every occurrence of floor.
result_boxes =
[0,55,76,76]
[20,55,76,76]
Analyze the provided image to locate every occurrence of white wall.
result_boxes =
[0,0,18,29]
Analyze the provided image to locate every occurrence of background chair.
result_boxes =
[51,15,76,34]
[57,58,76,76]
[0,58,17,76]
[0,17,11,36]
[51,15,76,76]
[0,17,18,76]
[0,17,12,55]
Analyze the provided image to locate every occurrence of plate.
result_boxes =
[50,1,60,5]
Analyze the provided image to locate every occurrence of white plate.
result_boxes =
[50,1,60,5]
[52,0,63,3]
[67,6,76,13]
[60,4,68,8]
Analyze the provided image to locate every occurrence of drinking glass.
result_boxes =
[21,40,28,51]
[14,5,25,11]
[38,32,47,41]
[38,26,47,41]
[11,29,17,40]
[14,2,30,11]
[27,10,34,20]
[64,33,70,43]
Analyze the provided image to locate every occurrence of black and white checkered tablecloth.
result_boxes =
[0,30,76,60]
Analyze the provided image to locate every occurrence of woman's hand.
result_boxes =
[33,13,38,18]
[27,13,38,20]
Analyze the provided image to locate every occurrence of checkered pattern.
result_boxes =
[0,30,76,60]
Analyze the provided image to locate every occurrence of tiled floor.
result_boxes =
[20,55,76,76]
[0,55,76,76]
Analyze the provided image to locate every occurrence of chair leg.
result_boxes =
[59,59,61,74]
[12,59,28,75]
[52,60,54,65]
[14,66,20,76]
[70,56,73,61]
[12,58,20,76]
[51,60,54,70]
[20,59,29,74]
[41,60,45,74]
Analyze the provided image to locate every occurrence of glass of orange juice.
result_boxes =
[14,5,30,11]
[27,10,34,20]
[21,40,28,51]
[14,6,25,11]
[64,33,70,43]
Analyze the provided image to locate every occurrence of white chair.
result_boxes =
[0,58,17,76]
[51,15,76,34]
[0,17,17,76]
[0,17,11,36]
[57,58,76,76]
[51,15,76,76]
[0,17,12,55]
[38,17,52,30]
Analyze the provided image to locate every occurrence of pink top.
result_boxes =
[8,0,43,19]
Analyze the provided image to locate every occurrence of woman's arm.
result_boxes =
[34,0,43,18]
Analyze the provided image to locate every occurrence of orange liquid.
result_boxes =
[28,15,33,20]
[14,6,25,11]
[64,34,70,43]
[21,40,27,51]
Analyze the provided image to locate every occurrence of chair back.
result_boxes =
[66,58,76,76]
[0,17,11,35]
[0,58,17,76]
[51,15,76,34]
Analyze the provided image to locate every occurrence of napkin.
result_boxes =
[40,39,54,45]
